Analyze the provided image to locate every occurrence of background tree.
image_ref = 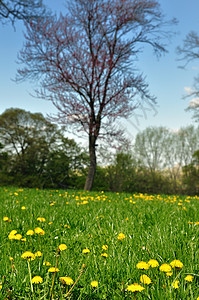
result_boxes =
[177,31,199,122]
[0,108,88,188]
[0,0,46,24]
[16,0,174,191]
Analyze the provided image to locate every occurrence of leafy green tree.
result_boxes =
[182,150,199,195]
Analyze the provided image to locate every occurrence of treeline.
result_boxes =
[0,108,198,195]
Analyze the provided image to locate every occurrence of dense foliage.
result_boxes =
[0,108,198,195]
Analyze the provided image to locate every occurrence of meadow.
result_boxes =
[0,187,198,299]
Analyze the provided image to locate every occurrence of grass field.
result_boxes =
[0,187,199,299]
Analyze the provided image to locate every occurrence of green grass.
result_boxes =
[0,187,198,299]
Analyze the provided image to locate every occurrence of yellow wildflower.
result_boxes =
[48,267,60,272]
[127,283,145,292]
[102,245,108,251]
[101,253,108,258]
[117,233,125,241]
[43,261,51,266]
[185,275,194,282]
[82,248,90,254]
[58,244,67,251]
[37,217,46,222]
[148,259,159,268]
[136,261,149,270]
[35,251,42,257]
[59,277,74,285]
[172,280,180,289]
[21,206,26,210]
[32,276,43,284]
[34,227,45,235]
[170,260,183,269]
[26,230,34,236]
[91,281,98,287]
[140,274,152,285]
[21,251,35,261]
[159,264,172,272]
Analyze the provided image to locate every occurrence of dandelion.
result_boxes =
[127,283,145,292]
[21,238,27,242]
[159,264,172,272]
[48,267,60,273]
[140,274,152,285]
[102,245,108,251]
[26,230,34,236]
[21,206,26,210]
[3,217,11,222]
[136,261,149,270]
[35,251,42,257]
[172,280,180,289]
[148,259,159,268]
[185,275,194,282]
[34,227,45,235]
[37,217,46,222]
[58,244,67,251]
[64,224,70,228]
[117,233,125,241]
[170,260,183,270]
[166,272,173,277]
[32,276,43,284]
[43,261,51,266]
[82,248,90,254]
[21,251,35,261]
[101,253,108,258]
[91,281,98,287]
[14,234,22,240]
[59,277,74,285]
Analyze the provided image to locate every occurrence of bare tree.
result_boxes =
[16,0,174,190]
[0,0,46,24]
[177,31,199,121]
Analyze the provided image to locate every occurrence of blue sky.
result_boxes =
[0,0,199,142]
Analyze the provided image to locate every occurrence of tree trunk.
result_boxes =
[84,135,97,191]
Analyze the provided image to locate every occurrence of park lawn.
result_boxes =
[0,187,198,299]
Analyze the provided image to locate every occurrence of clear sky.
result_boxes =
[0,0,199,143]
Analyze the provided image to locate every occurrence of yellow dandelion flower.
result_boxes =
[35,251,42,257]
[117,233,125,241]
[21,251,35,261]
[21,238,26,242]
[159,264,172,272]
[172,280,180,289]
[185,275,194,282]
[102,245,108,251]
[64,224,70,228]
[34,227,45,235]
[9,230,17,235]
[43,261,51,266]
[148,259,159,268]
[170,260,183,269]
[32,276,43,284]
[14,234,22,240]
[101,253,108,258]
[127,283,145,292]
[9,257,14,261]
[140,274,152,285]
[21,206,26,210]
[166,272,173,277]
[26,230,34,236]
[37,217,46,222]
[3,217,9,221]
[58,244,67,251]
[59,277,74,285]
[82,248,90,254]
[48,267,60,273]
[136,261,150,270]
[91,281,98,287]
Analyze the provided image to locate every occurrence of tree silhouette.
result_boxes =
[16,0,174,190]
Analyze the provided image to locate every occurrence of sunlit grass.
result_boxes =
[0,187,199,299]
